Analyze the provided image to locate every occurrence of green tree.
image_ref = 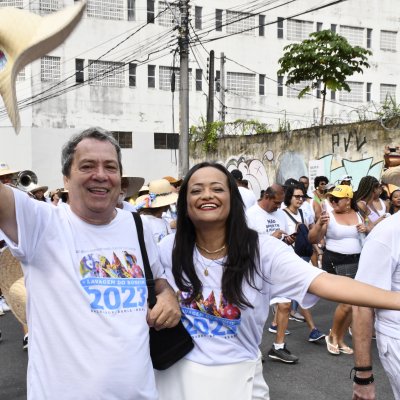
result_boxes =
[278,29,372,125]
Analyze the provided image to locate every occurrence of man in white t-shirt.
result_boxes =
[246,184,299,364]
[352,212,400,400]
[0,128,181,400]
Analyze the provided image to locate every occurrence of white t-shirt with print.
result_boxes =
[1,188,164,400]
[158,233,323,366]
[355,212,400,339]
[141,214,172,243]
[246,204,288,236]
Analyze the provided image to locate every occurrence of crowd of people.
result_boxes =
[0,129,400,400]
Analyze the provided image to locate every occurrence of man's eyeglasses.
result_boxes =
[293,195,306,200]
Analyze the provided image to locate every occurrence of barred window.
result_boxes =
[112,131,132,148]
[88,60,125,87]
[287,80,311,98]
[216,9,223,32]
[75,59,84,83]
[159,66,192,91]
[39,0,61,13]
[129,63,136,87]
[195,6,202,30]
[158,1,179,27]
[339,81,363,102]
[127,0,135,21]
[339,25,364,47]
[380,84,396,103]
[147,0,155,23]
[154,132,179,149]
[0,0,23,8]
[41,56,61,82]
[287,19,313,41]
[380,30,397,52]
[16,68,26,82]
[226,11,255,36]
[87,0,124,20]
[227,72,255,97]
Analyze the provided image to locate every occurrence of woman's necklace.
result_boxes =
[196,243,226,254]
[195,247,224,276]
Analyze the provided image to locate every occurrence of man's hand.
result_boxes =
[147,279,181,331]
[271,229,285,240]
[352,382,376,400]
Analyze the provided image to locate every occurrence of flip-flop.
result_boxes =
[339,345,354,355]
[325,335,340,355]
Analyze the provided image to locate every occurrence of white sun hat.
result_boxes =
[0,1,86,133]
[148,179,178,208]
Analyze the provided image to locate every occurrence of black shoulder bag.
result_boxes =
[283,208,313,257]
[131,212,194,370]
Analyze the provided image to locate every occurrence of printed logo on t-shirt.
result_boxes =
[178,289,241,339]
[79,250,147,314]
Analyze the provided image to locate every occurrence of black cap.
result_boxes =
[231,169,243,181]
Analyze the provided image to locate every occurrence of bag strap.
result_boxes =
[283,208,299,225]
[298,208,305,224]
[131,212,157,308]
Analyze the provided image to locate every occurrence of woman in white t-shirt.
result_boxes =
[155,162,400,400]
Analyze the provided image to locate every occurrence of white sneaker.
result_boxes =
[0,297,10,312]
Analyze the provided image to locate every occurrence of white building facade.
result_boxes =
[0,0,398,190]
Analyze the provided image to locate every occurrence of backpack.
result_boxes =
[283,209,314,258]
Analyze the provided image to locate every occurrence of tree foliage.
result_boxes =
[277,29,372,124]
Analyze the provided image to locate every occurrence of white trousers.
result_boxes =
[155,353,270,400]
[376,333,400,400]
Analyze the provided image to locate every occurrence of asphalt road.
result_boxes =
[0,299,394,400]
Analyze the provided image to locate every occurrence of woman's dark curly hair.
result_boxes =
[172,162,260,309]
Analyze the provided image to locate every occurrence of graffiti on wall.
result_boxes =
[224,149,384,196]
[331,128,367,153]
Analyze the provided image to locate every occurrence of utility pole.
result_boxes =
[206,50,215,124]
[220,52,226,135]
[179,0,190,177]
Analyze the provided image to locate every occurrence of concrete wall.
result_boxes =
[189,120,399,198]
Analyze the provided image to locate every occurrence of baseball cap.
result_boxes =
[330,185,353,199]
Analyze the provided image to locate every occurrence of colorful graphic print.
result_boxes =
[80,251,146,314]
[179,290,241,339]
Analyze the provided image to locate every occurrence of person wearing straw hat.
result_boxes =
[139,179,178,243]
[29,184,49,203]
[0,163,18,185]
[0,127,180,400]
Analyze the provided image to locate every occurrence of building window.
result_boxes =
[88,60,125,87]
[226,11,255,36]
[366,82,372,102]
[367,28,372,48]
[215,70,220,92]
[316,22,323,32]
[331,90,336,100]
[87,0,124,20]
[316,81,321,99]
[339,81,363,102]
[16,67,26,82]
[259,74,265,95]
[380,84,396,103]
[277,17,284,38]
[196,69,202,91]
[195,6,202,30]
[227,72,255,97]
[330,24,337,33]
[39,0,61,13]
[112,131,132,149]
[287,19,313,41]
[41,56,61,82]
[215,9,223,32]
[159,66,192,91]
[259,15,265,36]
[380,30,397,52]
[75,59,84,84]
[127,0,135,21]
[158,1,179,27]
[277,76,283,96]
[128,63,136,87]
[0,0,23,8]
[287,80,312,98]
[339,25,364,47]
[154,132,179,149]
[147,0,154,23]
[148,65,156,88]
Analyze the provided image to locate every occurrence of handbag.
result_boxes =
[132,212,194,370]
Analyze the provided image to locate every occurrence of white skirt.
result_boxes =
[155,353,270,400]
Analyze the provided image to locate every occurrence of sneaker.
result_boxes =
[308,328,326,342]
[268,344,299,364]
[23,334,28,351]
[0,296,11,312]
[268,324,291,335]
[289,311,305,322]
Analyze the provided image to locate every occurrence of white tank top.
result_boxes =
[325,211,363,254]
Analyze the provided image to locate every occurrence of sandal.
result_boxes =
[325,335,340,355]
[339,345,354,355]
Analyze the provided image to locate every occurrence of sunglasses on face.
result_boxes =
[330,196,342,203]
[293,195,305,200]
